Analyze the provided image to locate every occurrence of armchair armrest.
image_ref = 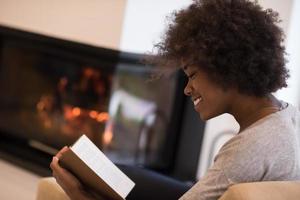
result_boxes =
[36,177,69,200]
[218,181,300,200]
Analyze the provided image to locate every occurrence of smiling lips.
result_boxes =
[193,97,203,106]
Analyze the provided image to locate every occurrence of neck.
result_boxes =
[229,94,282,132]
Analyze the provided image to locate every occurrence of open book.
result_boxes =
[59,134,135,200]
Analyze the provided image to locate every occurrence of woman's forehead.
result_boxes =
[180,58,191,69]
[180,58,202,71]
[181,63,198,71]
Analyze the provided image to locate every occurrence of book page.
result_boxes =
[71,135,135,198]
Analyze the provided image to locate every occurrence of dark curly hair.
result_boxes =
[152,0,289,96]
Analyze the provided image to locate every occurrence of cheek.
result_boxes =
[202,90,219,104]
[202,90,228,114]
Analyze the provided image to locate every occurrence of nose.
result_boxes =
[184,81,192,96]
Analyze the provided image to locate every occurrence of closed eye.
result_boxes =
[188,71,198,80]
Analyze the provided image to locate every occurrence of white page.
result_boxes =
[71,135,135,198]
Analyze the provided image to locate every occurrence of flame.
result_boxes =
[64,106,73,120]
[96,112,109,122]
[72,107,81,117]
[89,110,98,119]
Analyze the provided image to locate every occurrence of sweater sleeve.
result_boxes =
[179,162,231,200]
[179,135,243,200]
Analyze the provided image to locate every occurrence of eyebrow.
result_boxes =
[182,63,190,70]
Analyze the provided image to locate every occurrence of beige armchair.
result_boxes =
[36,177,69,200]
[36,177,300,200]
[219,181,300,200]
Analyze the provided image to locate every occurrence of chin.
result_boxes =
[198,112,217,121]
[198,113,210,121]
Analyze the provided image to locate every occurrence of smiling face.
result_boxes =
[183,64,235,120]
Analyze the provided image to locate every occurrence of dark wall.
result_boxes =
[173,96,205,182]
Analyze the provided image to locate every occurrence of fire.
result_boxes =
[72,107,81,117]
[96,112,109,122]
[89,110,98,119]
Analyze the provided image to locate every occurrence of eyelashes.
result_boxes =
[188,71,197,80]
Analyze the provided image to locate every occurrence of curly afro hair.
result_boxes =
[153,0,289,97]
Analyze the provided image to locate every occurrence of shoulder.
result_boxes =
[216,103,300,182]
[240,103,299,147]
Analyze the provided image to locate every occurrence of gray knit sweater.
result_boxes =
[179,103,300,200]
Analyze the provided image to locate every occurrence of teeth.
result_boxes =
[193,97,202,106]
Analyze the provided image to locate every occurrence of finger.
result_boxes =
[52,169,63,186]
[52,171,61,185]
[50,146,68,170]
[53,172,67,189]
[50,146,70,173]
[50,157,80,184]
[52,170,56,178]
[50,156,75,182]
[55,146,69,159]
[50,157,81,190]
[50,156,65,174]
[52,171,61,181]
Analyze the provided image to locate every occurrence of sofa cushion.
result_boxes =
[218,181,300,200]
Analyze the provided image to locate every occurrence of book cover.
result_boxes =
[60,134,135,200]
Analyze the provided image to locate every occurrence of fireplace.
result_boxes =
[0,26,199,178]
[0,26,204,180]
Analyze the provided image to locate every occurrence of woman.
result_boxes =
[51,0,300,199]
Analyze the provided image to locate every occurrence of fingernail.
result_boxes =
[53,156,59,161]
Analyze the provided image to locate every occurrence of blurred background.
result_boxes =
[0,0,299,199]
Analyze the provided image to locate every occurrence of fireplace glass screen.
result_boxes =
[0,31,179,169]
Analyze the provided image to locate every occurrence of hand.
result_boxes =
[50,146,103,200]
